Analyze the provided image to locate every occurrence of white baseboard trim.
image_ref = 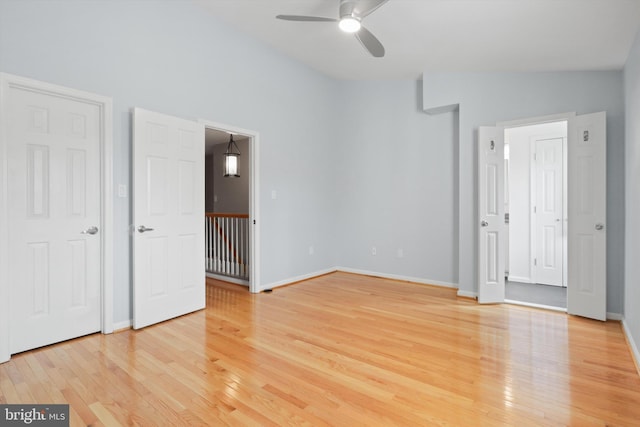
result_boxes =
[622,318,640,376]
[607,312,623,321]
[112,320,132,332]
[507,276,533,284]
[505,299,566,312]
[260,267,337,291]
[335,267,458,289]
[457,290,477,299]
[206,272,249,287]
[259,267,459,293]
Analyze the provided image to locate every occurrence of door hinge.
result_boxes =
[534,258,537,266]
[533,206,537,213]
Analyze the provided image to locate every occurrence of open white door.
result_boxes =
[478,126,505,303]
[567,112,606,321]
[133,108,205,329]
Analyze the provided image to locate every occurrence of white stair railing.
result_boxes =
[205,213,249,280]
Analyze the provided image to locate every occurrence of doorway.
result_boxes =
[199,120,260,294]
[504,121,567,309]
[478,111,606,320]
[130,112,261,332]
[204,128,251,287]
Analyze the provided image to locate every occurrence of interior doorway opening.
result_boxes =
[504,121,568,310]
[204,126,253,289]
[479,111,606,320]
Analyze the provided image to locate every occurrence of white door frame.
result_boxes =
[198,119,261,293]
[0,73,113,363]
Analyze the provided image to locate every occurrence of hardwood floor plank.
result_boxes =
[89,402,124,427]
[1,272,639,426]
[62,387,100,426]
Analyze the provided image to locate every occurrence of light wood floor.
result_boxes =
[1,272,639,426]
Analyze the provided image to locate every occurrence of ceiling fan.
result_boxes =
[276,0,389,58]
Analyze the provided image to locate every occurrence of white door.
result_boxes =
[478,126,505,303]
[534,137,564,286]
[133,108,205,329]
[567,112,606,321]
[6,82,102,353]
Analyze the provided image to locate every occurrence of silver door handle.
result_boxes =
[595,223,604,231]
[481,220,489,227]
[137,225,154,233]
[81,226,99,235]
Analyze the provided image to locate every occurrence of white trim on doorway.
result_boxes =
[0,73,113,363]
[198,119,261,293]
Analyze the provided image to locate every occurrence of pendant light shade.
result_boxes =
[224,134,240,178]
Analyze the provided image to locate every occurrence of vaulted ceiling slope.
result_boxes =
[202,0,640,80]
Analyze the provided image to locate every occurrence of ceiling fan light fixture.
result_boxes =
[339,17,361,33]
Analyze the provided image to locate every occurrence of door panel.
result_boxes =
[535,138,563,286]
[7,85,101,354]
[133,108,205,329]
[567,112,606,321]
[478,126,505,303]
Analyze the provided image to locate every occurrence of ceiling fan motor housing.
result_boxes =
[340,0,360,19]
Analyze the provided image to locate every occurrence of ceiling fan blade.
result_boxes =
[276,15,337,22]
[355,26,385,57]
[353,0,390,18]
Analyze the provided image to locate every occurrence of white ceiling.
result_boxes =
[202,0,640,80]
[205,128,249,154]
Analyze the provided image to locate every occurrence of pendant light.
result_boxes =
[223,134,240,178]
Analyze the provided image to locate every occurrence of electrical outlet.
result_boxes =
[371,246,377,256]
[397,248,404,258]
[309,246,314,255]
[271,190,277,200]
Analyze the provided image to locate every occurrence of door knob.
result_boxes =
[595,223,604,231]
[481,220,489,227]
[81,226,99,235]
[137,225,155,233]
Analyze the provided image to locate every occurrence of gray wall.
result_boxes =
[423,71,625,314]
[206,139,250,214]
[0,0,341,323]
[624,29,640,351]
[205,154,216,212]
[335,80,458,285]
